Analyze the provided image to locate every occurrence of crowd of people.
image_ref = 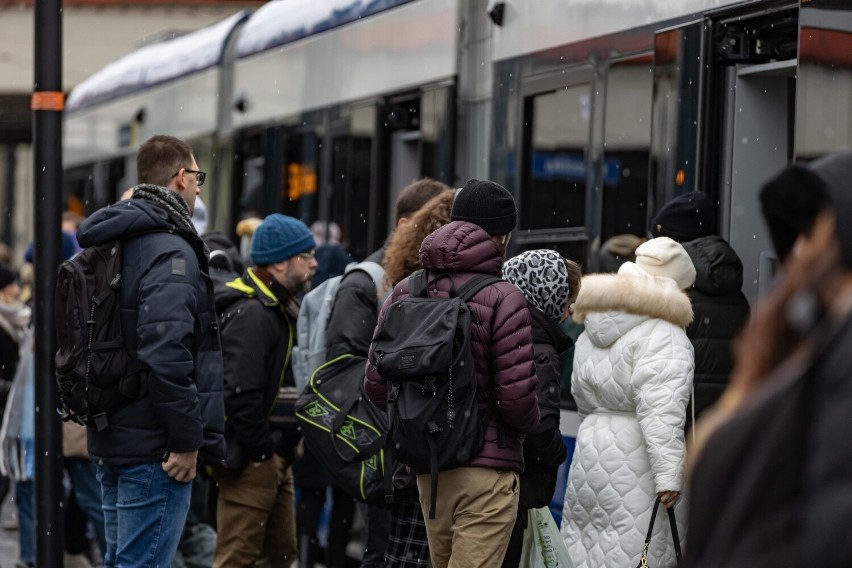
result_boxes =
[0,134,850,567]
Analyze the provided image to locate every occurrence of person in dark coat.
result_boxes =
[375,188,454,567]
[366,179,540,568]
[309,221,354,287]
[650,191,750,424]
[75,135,225,567]
[318,178,448,568]
[500,249,580,568]
[0,264,26,398]
[685,150,852,568]
[212,214,317,568]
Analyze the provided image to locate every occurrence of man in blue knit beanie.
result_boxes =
[212,213,316,567]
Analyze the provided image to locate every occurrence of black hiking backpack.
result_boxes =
[369,270,502,518]
[55,239,146,431]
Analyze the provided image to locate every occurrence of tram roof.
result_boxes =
[65,10,249,113]
[234,0,415,59]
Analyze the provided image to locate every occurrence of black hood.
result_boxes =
[77,198,177,248]
[808,150,852,269]
[682,235,744,296]
[529,305,573,354]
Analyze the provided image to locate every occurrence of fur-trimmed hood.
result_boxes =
[573,268,693,348]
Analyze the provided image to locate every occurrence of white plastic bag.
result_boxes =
[519,507,573,568]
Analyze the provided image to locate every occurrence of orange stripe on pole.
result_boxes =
[31,91,64,111]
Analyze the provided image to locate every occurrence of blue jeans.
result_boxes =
[15,480,35,566]
[67,458,108,556]
[96,462,193,568]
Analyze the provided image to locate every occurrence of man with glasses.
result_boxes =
[212,214,317,568]
[76,135,225,567]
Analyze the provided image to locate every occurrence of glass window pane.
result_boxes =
[523,84,590,230]
[601,59,653,240]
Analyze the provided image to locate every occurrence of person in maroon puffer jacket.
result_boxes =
[365,179,540,568]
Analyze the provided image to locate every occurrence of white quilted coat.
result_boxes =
[561,265,694,568]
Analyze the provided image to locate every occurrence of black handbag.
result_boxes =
[637,496,682,568]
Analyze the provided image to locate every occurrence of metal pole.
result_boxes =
[33,0,65,566]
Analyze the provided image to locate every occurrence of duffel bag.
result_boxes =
[295,354,392,505]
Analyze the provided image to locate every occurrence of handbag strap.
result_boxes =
[638,497,682,568]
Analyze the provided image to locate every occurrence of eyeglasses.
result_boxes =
[171,168,207,187]
[295,250,315,261]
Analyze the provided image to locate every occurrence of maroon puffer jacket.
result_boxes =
[365,221,540,472]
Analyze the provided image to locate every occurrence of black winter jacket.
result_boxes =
[216,269,299,470]
[520,306,572,510]
[326,248,384,360]
[77,197,226,466]
[682,236,750,422]
[686,316,852,568]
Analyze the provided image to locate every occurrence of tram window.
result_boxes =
[796,14,852,159]
[421,87,454,183]
[601,59,653,241]
[522,85,590,230]
[282,131,321,223]
[331,126,373,261]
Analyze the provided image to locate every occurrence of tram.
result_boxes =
[63,0,852,522]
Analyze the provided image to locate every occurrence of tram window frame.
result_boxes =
[600,54,654,243]
[328,102,375,261]
[514,69,593,266]
[280,121,323,224]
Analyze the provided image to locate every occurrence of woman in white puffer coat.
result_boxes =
[561,237,695,568]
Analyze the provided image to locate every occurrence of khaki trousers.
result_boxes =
[417,467,519,568]
[213,454,297,568]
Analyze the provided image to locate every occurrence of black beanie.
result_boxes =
[450,179,517,236]
[808,150,852,269]
[0,263,16,290]
[759,164,828,264]
[650,191,714,243]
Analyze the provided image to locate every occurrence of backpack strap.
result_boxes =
[408,269,430,298]
[457,274,504,302]
[457,273,507,447]
[345,260,385,309]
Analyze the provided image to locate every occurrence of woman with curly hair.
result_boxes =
[382,188,455,292]
[378,187,454,567]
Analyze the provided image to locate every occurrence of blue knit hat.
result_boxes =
[250,214,316,265]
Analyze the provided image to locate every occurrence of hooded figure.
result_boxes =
[501,249,576,568]
[651,191,750,425]
[686,150,852,568]
[561,237,695,568]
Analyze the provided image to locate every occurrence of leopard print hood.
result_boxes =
[502,249,569,322]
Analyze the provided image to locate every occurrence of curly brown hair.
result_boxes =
[564,258,583,318]
[383,189,455,288]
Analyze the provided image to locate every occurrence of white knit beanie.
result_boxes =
[633,237,696,289]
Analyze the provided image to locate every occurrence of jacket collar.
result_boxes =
[226,268,285,308]
[573,272,693,328]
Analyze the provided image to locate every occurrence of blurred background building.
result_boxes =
[0,0,264,262]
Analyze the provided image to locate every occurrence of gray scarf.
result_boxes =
[0,302,30,344]
[132,184,209,258]
[132,184,195,233]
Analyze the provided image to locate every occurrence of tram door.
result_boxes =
[722,61,794,307]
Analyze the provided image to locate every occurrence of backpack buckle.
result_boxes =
[387,383,400,405]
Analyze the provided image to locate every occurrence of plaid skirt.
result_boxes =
[385,493,431,567]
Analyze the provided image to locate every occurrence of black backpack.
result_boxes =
[55,239,147,431]
[369,270,501,518]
